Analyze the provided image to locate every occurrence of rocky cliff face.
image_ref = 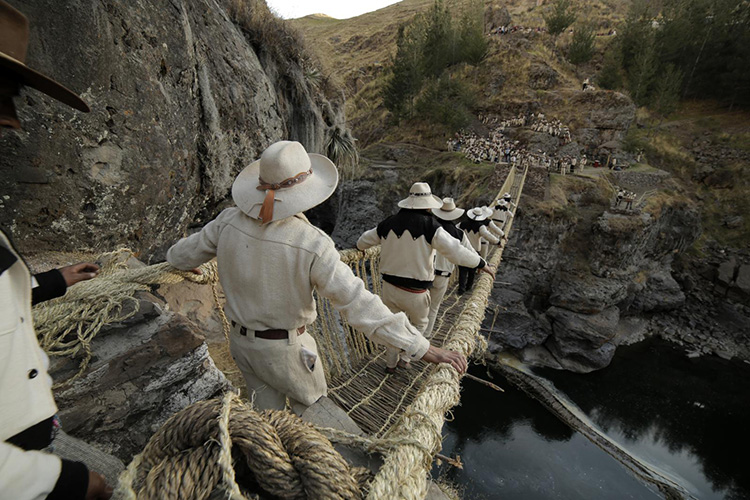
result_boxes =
[487,173,702,373]
[1,0,345,260]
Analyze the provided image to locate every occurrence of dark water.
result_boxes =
[433,339,750,499]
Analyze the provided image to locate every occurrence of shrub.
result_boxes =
[568,25,595,65]
[414,76,475,130]
[543,0,577,37]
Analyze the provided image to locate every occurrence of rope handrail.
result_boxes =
[33,164,528,499]
[366,165,527,499]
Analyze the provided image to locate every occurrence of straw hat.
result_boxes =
[432,197,465,221]
[0,1,89,111]
[232,141,338,224]
[397,182,443,210]
[495,199,509,209]
[466,207,490,221]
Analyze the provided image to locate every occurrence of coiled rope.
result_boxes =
[114,392,371,500]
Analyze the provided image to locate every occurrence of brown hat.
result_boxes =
[0,1,89,112]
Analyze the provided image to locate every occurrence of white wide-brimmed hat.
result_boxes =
[398,182,443,210]
[495,199,509,208]
[502,192,512,199]
[467,207,490,221]
[432,197,465,221]
[232,141,338,224]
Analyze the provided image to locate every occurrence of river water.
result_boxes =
[432,338,750,499]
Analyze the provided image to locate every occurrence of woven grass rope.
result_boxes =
[113,392,371,500]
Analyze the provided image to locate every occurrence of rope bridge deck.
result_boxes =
[32,164,528,499]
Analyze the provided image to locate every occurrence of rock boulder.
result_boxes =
[545,306,620,372]
[1,0,345,261]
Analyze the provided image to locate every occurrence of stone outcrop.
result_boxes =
[568,90,636,153]
[484,3,512,32]
[485,174,702,372]
[1,0,345,261]
[545,306,620,372]
[50,292,231,461]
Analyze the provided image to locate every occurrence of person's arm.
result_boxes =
[312,243,429,361]
[487,221,505,239]
[356,228,380,251]
[166,211,227,270]
[433,228,493,280]
[478,225,500,245]
[31,269,67,305]
[0,441,111,500]
[32,262,100,305]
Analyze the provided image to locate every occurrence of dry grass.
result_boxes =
[207,342,248,399]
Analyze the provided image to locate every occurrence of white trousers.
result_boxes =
[425,275,450,338]
[381,281,430,368]
[229,323,327,415]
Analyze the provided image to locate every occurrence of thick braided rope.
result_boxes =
[114,394,370,500]
[366,166,526,499]
[33,251,220,384]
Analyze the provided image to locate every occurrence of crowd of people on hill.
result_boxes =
[490,25,547,35]
[489,26,616,37]
[448,111,583,173]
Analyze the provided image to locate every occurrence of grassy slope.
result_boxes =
[628,102,750,250]
[293,0,748,249]
[292,0,633,142]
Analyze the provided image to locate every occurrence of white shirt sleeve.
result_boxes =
[166,210,227,270]
[479,225,500,244]
[487,221,505,238]
[311,242,430,360]
[0,441,61,500]
[432,227,482,268]
[356,228,380,251]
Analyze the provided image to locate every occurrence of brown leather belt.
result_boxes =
[231,320,305,339]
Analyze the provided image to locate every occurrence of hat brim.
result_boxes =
[432,207,464,221]
[232,153,339,222]
[398,194,443,210]
[467,211,488,221]
[0,53,90,112]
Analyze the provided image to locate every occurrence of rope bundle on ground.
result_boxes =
[114,393,371,500]
[32,249,221,383]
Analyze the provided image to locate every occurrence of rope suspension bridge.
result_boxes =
[32,166,529,499]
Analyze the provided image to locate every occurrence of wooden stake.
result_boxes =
[436,453,463,469]
[464,373,505,392]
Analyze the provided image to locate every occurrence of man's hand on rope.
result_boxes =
[421,345,468,374]
[478,265,496,280]
[86,470,113,500]
[59,262,100,287]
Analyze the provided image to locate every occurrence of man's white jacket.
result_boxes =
[459,219,504,252]
[357,209,485,289]
[168,208,431,360]
[0,231,63,500]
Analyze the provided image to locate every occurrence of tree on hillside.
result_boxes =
[382,0,489,129]
[459,1,488,65]
[422,0,454,77]
[598,44,624,89]
[627,32,658,105]
[567,25,595,65]
[543,0,577,37]
[383,22,425,119]
[650,63,683,129]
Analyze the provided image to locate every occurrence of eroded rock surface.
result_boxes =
[51,292,231,461]
[1,0,345,261]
